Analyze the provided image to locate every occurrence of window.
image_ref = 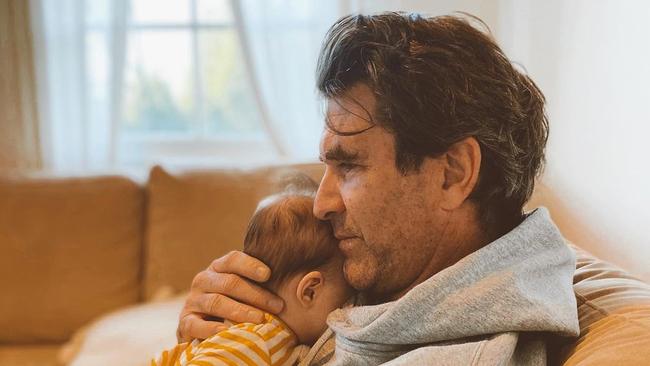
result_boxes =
[87,0,271,167]
[123,0,261,137]
[35,0,336,171]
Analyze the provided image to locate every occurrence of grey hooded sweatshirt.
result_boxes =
[302,207,579,365]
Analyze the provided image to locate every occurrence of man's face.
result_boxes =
[315,84,450,300]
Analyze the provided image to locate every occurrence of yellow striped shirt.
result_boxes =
[152,313,305,366]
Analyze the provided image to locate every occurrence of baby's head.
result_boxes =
[244,191,354,344]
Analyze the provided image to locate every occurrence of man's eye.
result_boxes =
[337,163,357,172]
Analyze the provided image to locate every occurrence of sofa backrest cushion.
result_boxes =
[143,164,325,300]
[554,245,650,365]
[0,175,144,342]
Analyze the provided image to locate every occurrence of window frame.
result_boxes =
[112,0,277,167]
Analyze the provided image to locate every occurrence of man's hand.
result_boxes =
[176,251,285,343]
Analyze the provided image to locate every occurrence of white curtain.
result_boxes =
[0,0,41,171]
[31,0,129,172]
[233,0,342,159]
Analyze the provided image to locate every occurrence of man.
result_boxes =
[177,13,579,365]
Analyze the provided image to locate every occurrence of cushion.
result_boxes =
[557,246,650,365]
[0,344,63,366]
[0,174,144,342]
[143,164,325,299]
[61,293,185,366]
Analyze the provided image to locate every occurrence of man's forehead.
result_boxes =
[325,84,376,133]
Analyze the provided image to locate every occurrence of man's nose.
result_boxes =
[314,167,345,220]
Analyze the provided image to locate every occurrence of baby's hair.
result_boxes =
[243,175,339,291]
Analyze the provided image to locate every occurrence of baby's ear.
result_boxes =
[296,271,324,307]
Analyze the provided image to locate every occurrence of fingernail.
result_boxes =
[256,267,268,279]
[269,299,283,312]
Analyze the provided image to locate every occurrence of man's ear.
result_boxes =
[440,137,481,210]
[296,271,324,308]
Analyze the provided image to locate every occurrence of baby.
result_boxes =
[153,189,354,366]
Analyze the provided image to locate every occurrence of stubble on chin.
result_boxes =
[342,251,381,292]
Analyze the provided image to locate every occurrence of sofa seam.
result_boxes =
[575,292,610,317]
[594,309,650,333]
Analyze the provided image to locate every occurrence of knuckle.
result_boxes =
[209,256,223,270]
[251,292,266,307]
[179,315,193,340]
[233,305,250,316]
[220,273,240,293]
[231,304,247,319]
[208,294,225,314]
[186,293,201,312]
[223,251,240,267]
[191,271,207,290]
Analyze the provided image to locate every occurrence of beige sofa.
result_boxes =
[1,163,649,365]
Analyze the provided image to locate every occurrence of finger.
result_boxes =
[187,292,275,324]
[177,312,229,343]
[194,269,284,314]
[210,251,271,282]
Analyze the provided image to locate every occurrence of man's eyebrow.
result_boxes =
[319,144,365,163]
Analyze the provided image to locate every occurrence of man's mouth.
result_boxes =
[334,232,358,240]
[338,236,359,253]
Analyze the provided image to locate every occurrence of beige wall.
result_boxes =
[356,0,500,32]
[496,0,650,281]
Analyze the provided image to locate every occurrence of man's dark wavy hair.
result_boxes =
[316,12,549,237]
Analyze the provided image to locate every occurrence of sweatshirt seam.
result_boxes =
[335,342,408,357]
[469,340,487,366]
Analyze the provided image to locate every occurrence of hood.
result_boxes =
[327,207,579,350]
